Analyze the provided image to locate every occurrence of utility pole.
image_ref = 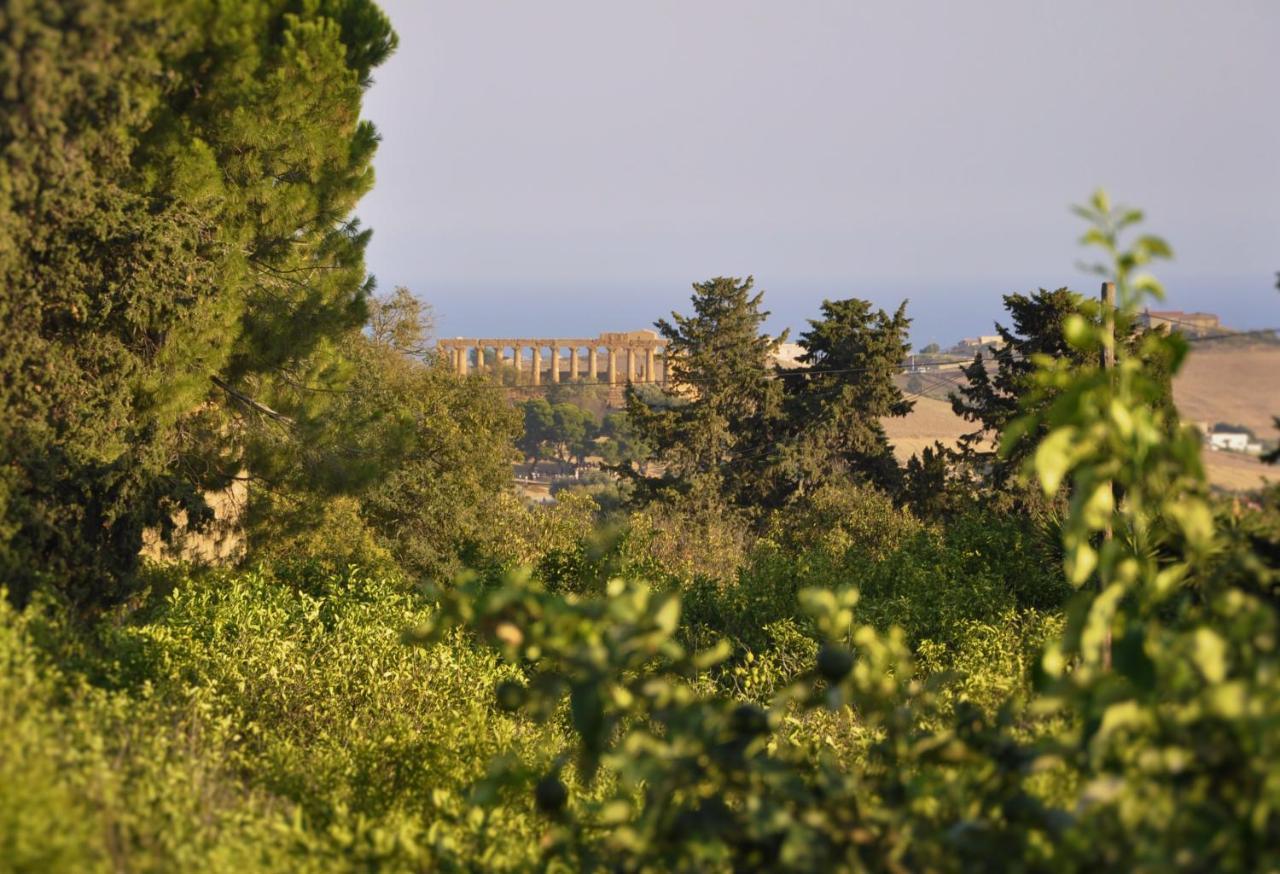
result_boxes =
[1101,281,1116,670]
[1101,281,1116,373]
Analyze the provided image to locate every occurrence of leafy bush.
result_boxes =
[763,477,922,560]
[0,567,574,871]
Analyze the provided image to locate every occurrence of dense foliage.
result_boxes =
[0,0,394,607]
[2,2,1277,867]
[623,279,914,517]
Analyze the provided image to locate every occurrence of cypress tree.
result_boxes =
[623,276,786,508]
[949,288,1087,490]
[776,298,913,498]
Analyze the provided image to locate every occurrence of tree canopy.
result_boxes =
[624,280,913,513]
[0,0,395,606]
[776,298,913,498]
[622,277,785,507]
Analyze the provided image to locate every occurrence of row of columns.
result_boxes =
[440,341,665,386]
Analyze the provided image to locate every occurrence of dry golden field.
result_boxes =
[1172,342,1280,437]
[884,343,1279,492]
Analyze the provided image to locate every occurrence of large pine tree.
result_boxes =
[950,286,1174,494]
[622,276,786,508]
[0,0,395,606]
[776,298,913,498]
[949,288,1087,489]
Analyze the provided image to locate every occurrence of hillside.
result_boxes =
[885,343,1279,491]
[1172,342,1280,437]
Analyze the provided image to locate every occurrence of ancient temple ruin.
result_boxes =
[437,330,668,386]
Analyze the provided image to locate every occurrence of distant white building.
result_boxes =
[955,334,1005,351]
[1208,431,1250,452]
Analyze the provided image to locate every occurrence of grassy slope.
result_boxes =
[884,343,1278,491]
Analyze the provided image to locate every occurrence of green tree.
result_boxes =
[949,288,1089,490]
[249,289,520,581]
[519,399,557,472]
[0,0,396,606]
[899,442,969,518]
[774,298,913,499]
[623,276,786,508]
[367,286,433,359]
[551,403,597,467]
[0,0,229,606]
[949,286,1175,497]
[599,411,653,473]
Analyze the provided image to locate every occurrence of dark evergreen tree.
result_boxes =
[950,287,1175,494]
[949,288,1087,489]
[775,299,913,499]
[599,411,653,473]
[622,277,786,508]
[0,0,396,606]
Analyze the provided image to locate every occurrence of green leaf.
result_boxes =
[692,639,732,670]
[1135,235,1173,259]
[1065,542,1098,587]
[1034,426,1079,495]
[1191,628,1228,684]
[652,596,680,637]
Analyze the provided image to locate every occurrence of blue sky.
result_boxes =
[355,1,1279,347]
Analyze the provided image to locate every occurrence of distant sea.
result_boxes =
[396,274,1279,350]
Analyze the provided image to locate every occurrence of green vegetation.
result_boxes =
[621,278,914,515]
[3,4,1279,870]
[0,0,395,608]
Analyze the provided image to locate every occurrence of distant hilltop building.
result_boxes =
[954,334,1005,352]
[1140,309,1221,336]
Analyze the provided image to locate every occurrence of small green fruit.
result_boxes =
[535,774,567,813]
[817,644,854,681]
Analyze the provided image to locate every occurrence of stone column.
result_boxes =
[458,345,469,376]
[608,347,618,386]
[513,347,523,379]
[626,348,636,383]
[645,348,656,384]
[550,345,560,383]
[588,348,598,382]
[570,346,580,381]
[532,347,542,386]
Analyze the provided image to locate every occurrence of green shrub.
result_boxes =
[0,566,575,871]
[0,590,298,872]
[763,478,922,561]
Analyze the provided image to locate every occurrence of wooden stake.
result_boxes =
[1101,281,1116,670]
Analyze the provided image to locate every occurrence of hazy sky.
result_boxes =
[356,1,1279,346]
